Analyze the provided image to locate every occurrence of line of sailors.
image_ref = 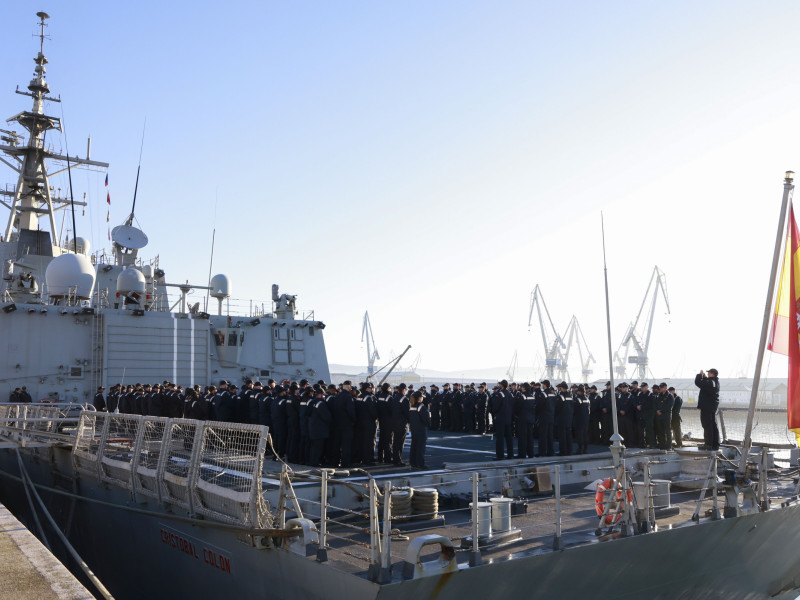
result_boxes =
[93,378,431,469]
[423,379,683,459]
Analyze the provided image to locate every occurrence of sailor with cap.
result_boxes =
[356,382,378,465]
[389,383,410,465]
[599,382,613,445]
[285,383,302,463]
[617,383,636,446]
[555,382,574,456]
[476,383,489,434]
[490,380,515,460]
[331,381,356,467]
[93,386,106,412]
[308,386,332,467]
[654,383,674,449]
[573,385,590,454]
[535,380,556,456]
[375,382,393,463]
[270,385,289,458]
[517,383,536,458]
[696,369,720,450]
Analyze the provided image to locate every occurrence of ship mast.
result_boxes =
[0,12,108,248]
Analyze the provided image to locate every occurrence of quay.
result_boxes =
[0,500,94,600]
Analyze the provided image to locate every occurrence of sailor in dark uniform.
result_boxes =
[106,384,121,413]
[588,385,602,444]
[696,369,720,450]
[429,385,441,430]
[18,387,31,403]
[475,383,489,434]
[599,381,614,444]
[654,383,674,450]
[536,380,556,456]
[375,382,393,463]
[490,380,514,460]
[332,381,356,467]
[617,383,637,446]
[389,383,410,465]
[308,386,332,467]
[463,384,477,434]
[270,385,289,458]
[408,391,430,468]
[93,386,106,412]
[555,382,574,456]
[669,387,683,447]
[517,383,536,458]
[356,382,378,465]
[573,385,590,454]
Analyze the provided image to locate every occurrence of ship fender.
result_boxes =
[595,478,632,525]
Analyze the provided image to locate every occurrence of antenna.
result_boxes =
[128,119,146,224]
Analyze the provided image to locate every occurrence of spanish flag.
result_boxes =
[768,203,800,443]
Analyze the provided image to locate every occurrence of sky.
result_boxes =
[2,1,800,381]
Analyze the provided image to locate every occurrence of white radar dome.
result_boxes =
[209,274,231,299]
[117,267,146,295]
[72,237,90,255]
[45,253,96,299]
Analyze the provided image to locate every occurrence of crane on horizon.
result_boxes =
[528,285,567,381]
[361,311,380,381]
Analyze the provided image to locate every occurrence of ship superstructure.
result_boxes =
[0,13,330,403]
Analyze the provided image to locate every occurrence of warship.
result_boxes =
[3,12,800,600]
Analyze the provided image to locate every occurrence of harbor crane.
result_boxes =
[563,315,595,383]
[613,266,670,380]
[528,285,566,380]
[361,311,380,380]
[506,350,518,382]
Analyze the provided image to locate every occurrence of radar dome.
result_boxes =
[45,253,95,299]
[117,267,146,295]
[209,274,231,299]
[71,237,90,255]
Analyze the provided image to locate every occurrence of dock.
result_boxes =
[0,500,94,600]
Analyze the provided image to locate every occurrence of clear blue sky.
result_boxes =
[3,1,800,379]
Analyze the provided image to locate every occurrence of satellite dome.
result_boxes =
[210,274,231,299]
[72,237,90,255]
[117,267,146,295]
[45,253,95,299]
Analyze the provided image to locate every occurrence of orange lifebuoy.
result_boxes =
[595,478,633,525]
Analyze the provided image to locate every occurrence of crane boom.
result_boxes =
[361,311,380,380]
[621,266,670,379]
[528,285,566,380]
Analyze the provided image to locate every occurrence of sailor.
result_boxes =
[429,384,441,430]
[93,386,106,412]
[18,386,32,403]
[463,384,477,433]
[107,384,121,413]
[213,381,235,422]
[639,382,656,449]
[355,382,378,465]
[599,381,614,444]
[270,385,289,458]
[555,382,574,456]
[255,382,272,431]
[440,383,452,431]
[695,369,720,450]
[573,385,591,454]
[298,387,312,464]
[308,386,332,467]
[535,380,556,456]
[375,382,393,463]
[285,383,302,463]
[476,383,489,434]
[331,381,356,467]
[237,379,255,424]
[617,383,636,446]
[9,388,20,403]
[408,391,430,468]
[450,383,464,432]
[490,380,515,460]
[654,383,674,450]
[588,384,602,444]
[669,386,683,447]
[389,383,410,465]
[517,383,536,458]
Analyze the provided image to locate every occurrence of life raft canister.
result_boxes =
[595,478,632,525]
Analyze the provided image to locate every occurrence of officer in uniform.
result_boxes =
[616,383,637,446]
[18,387,32,403]
[654,383,674,450]
[639,383,656,449]
[308,386,332,467]
[696,369,720,450]
[107,384,121,413]
[463,384,477,433]
[331,380,356,467]
[285,383,302,463]
[356,382,378,465]
[408,391,430,468]
[389,383,410,465]
[573,384,590,454]
[669,386,683,447]
[375,382,393,463]
[429,385,441,430]
[517,382,536,458]
[599,381,614,444]
[440,383,452,431]
[535,380,556,456]
[270,385,289,458]
[555,382,574,456]
[93,386,106,411]
[490,380,515,460]
[588,385,601,444]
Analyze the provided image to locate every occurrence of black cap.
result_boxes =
[300,378,309,386]
[631,380,638,385]
[542,379,551,387]
[499,379,509,388]
[343,380,352,386]
[605,381,611,386]
[641,382,649,387]
[620,382,629,388]
[708,368,718,376]
[557,381,568,389]
[398,383,407,390]
[589,385,597,390]
[220,380,229,386]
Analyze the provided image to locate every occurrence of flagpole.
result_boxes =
[601,212,624,467]
[740,171,794,472]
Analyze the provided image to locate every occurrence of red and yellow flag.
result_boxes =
[768,203,800,443]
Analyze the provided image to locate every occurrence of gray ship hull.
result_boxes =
[2,443,800,600]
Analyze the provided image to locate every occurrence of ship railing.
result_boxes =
[72,412,272,528]
[269,451,796,579]
[0,402,86,445]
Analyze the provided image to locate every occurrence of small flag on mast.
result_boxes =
[105,174,108,186]
[768,202,800,444]
[107,191,111,205]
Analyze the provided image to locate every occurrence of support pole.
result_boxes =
[712,453,721,520]
[642,457,652,533]
[741,172,795,472]
[316,470,328,562]
[553,465,563,549]
[470,473,482,566]
[380,481,392,583]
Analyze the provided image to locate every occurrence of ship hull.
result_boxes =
[2,445,800,600]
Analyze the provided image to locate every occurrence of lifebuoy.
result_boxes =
[595,478,633,525]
